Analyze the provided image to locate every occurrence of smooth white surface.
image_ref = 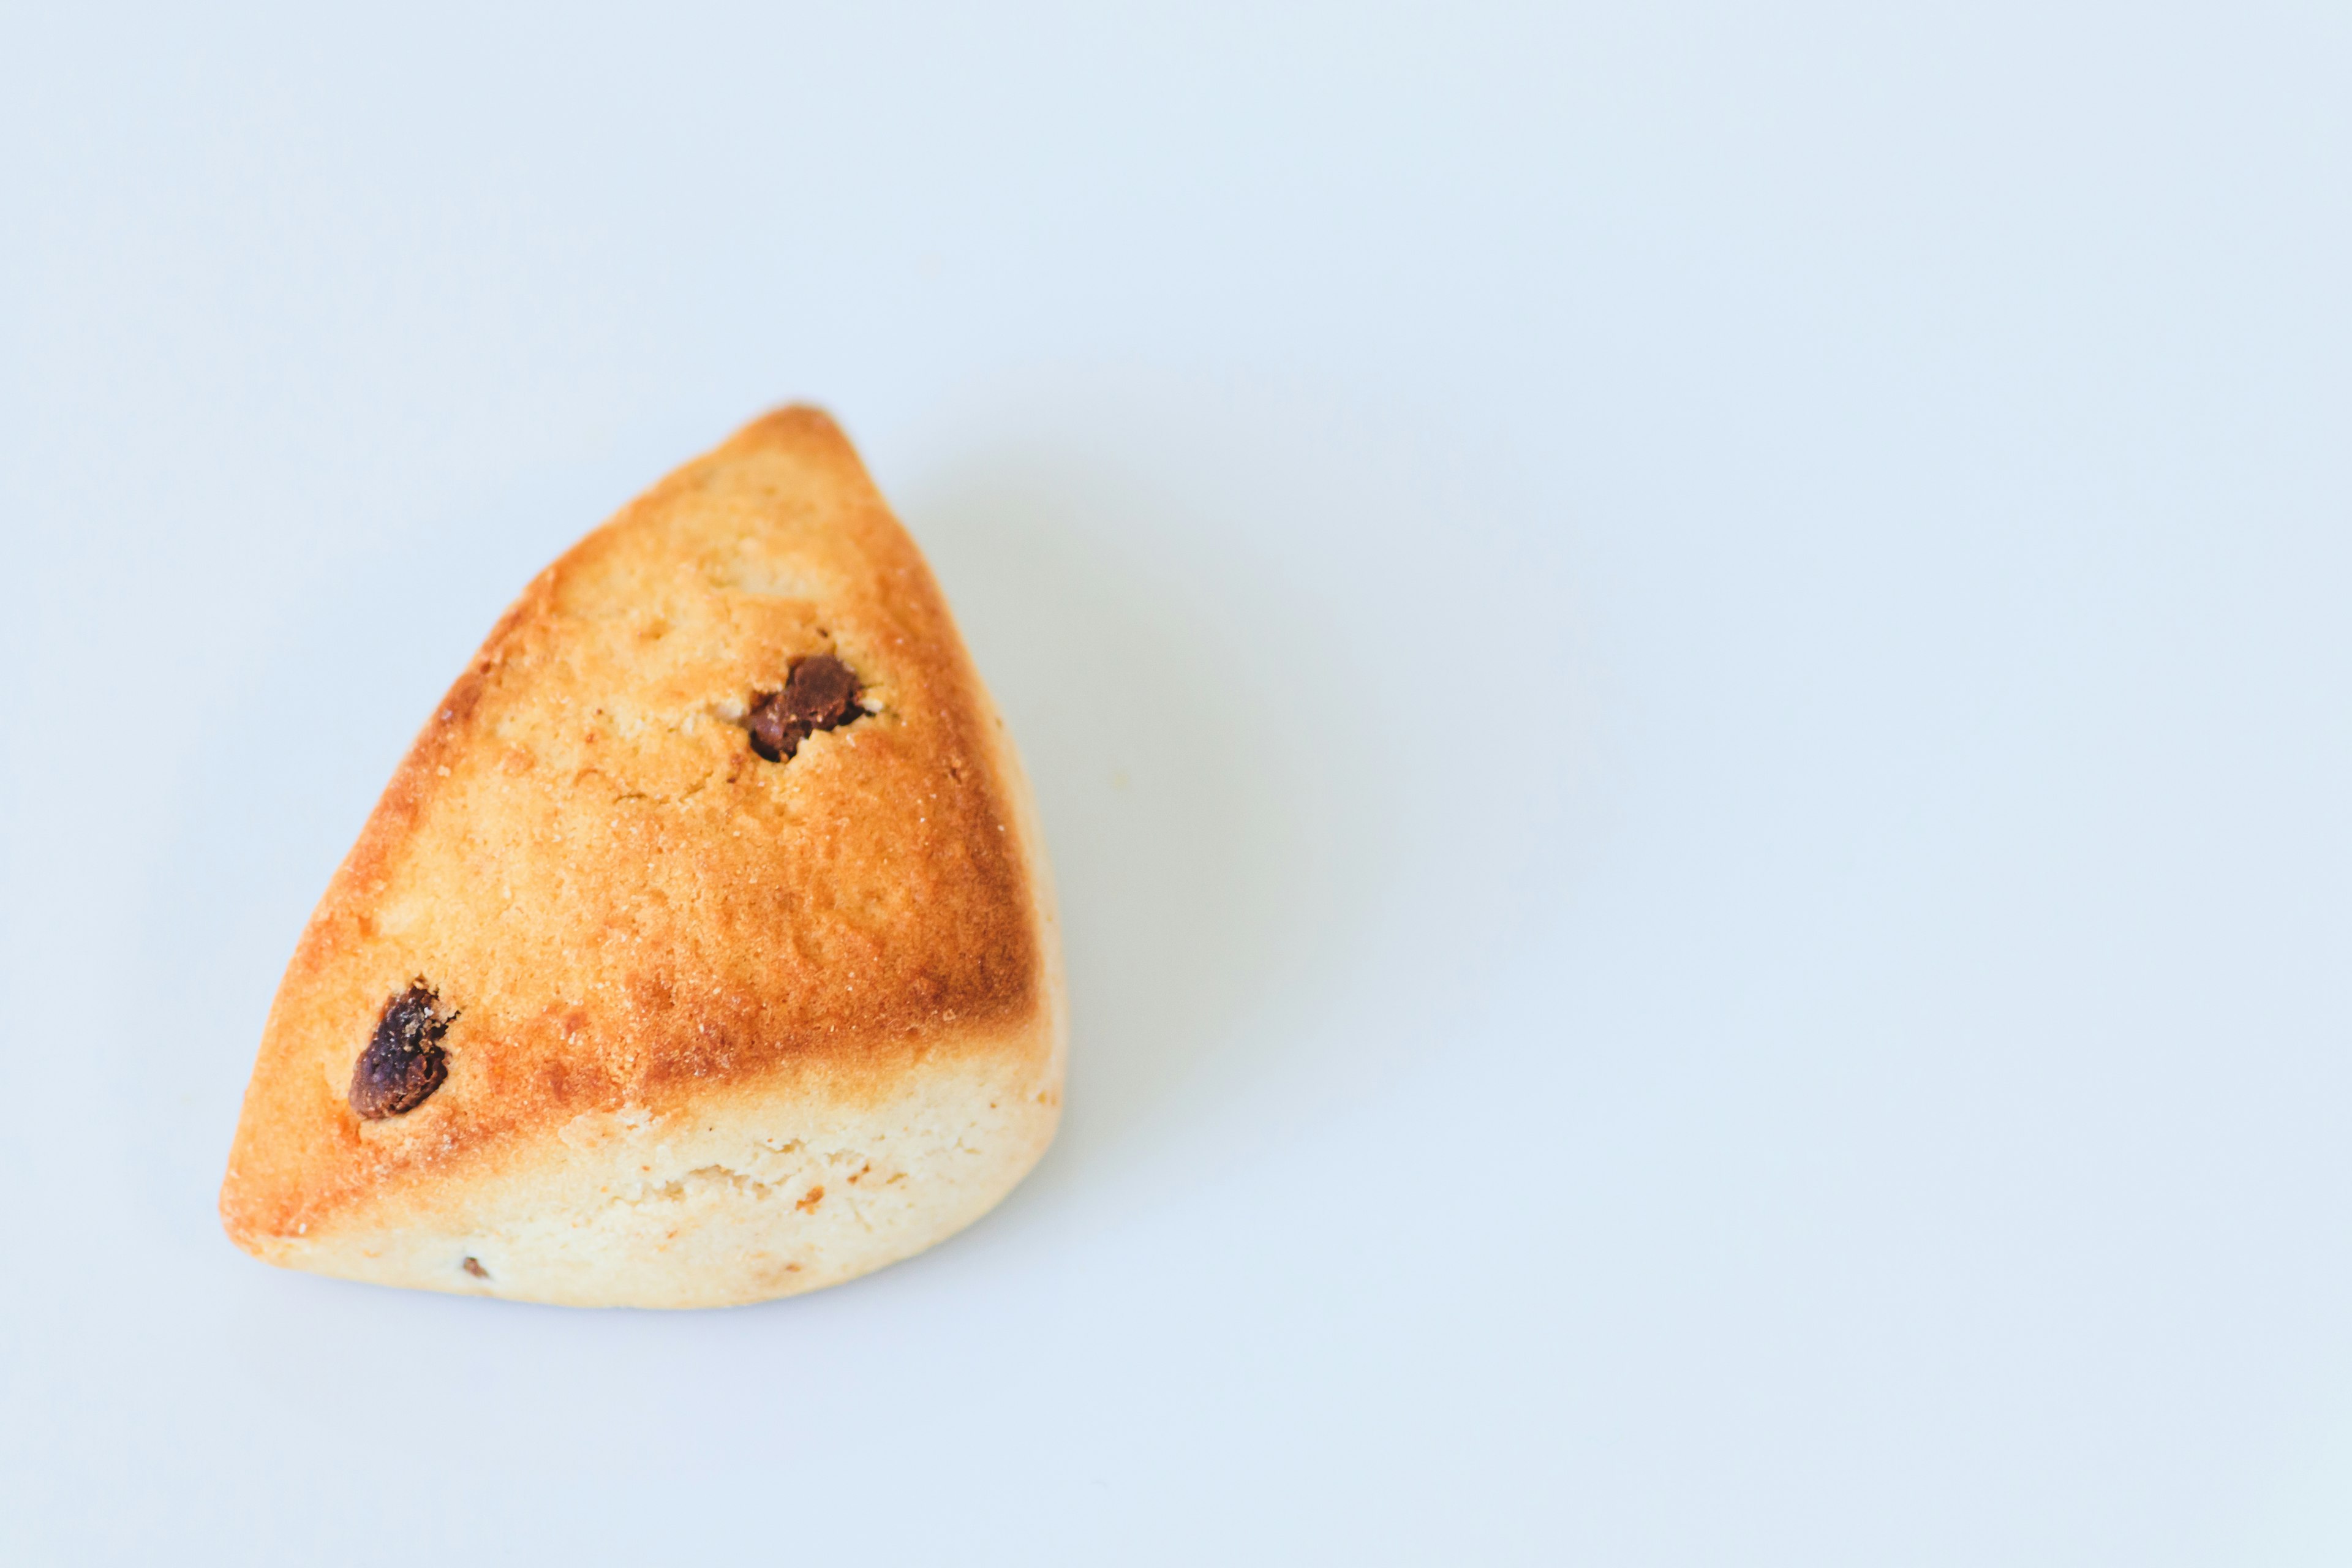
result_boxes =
[3,4,2349,1562]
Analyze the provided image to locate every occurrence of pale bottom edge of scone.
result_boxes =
[235,1054,1061,1309]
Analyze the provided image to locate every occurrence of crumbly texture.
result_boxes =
[218,407,1066,1308]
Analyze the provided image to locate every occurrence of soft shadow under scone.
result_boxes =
[219,407,1066,1307]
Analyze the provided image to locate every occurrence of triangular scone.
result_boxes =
[220,408,1065,1308]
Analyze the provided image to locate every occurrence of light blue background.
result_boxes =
[3,4,2348,1562]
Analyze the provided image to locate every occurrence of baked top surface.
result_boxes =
[221,407,1049,1243]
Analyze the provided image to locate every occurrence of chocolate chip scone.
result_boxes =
[219,407,1066,1308]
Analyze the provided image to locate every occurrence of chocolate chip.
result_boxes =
[746,654,865,761]
[349,980,455,1120]
[462,1257,489,1280]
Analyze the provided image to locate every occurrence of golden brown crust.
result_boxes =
[221,407,1050,1251]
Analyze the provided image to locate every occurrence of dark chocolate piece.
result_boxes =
[349,980,455,1120]
[462,1257,489,1279]
[747,654,865,761]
